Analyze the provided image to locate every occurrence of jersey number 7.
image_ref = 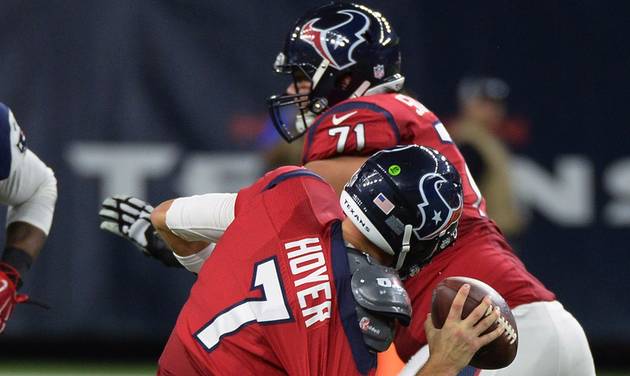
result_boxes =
[194,257,293,351]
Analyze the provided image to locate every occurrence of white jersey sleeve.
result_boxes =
[0,104,57,235]
[165,193,236,243]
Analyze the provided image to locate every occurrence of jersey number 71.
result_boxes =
[328,124,365,153]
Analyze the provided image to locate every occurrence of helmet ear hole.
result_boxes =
[363,31,374,45]
[335,73,353,90]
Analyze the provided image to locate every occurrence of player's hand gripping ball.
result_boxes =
[432,276,518,369]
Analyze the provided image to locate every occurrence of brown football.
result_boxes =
[431,276,518,369]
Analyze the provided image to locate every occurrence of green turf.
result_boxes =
[0,362,627,375]
[0,362,155,375]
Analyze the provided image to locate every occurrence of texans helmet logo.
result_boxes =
[414,173,463,240]
[299,10,371,70]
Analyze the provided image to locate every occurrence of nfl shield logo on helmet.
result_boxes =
[373,64,385,79]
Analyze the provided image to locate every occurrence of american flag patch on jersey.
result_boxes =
[373,193,395,215]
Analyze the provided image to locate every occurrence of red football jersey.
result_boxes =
[158,166,377,376]
[301,93,556,360]
[394,220,556,361]
[302,92,487,229]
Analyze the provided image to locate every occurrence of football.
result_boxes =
[431,276,518,369]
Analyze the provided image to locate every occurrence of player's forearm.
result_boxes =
[151,200,209,256]
[1,221,47,285]
[5,221,46,261]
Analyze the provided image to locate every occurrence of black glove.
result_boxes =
[99,195,182,268]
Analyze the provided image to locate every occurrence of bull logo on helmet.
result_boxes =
[299,10,371,70]
[414,173,463,240]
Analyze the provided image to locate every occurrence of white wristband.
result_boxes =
[173,243,215,274]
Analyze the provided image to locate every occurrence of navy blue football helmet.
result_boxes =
[341,145,463,278]
[268,2,405,142]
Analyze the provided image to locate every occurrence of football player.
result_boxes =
[265,3,595,375]
[100,2,595,374]
[0,103,57,333]
[148,145,503,375]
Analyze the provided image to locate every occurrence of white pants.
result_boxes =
[399,301,595,376]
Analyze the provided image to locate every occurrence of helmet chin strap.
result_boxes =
[312,59,330,89]
[395,224,413,270]
[308,59,332,116]
[350,80,372,99]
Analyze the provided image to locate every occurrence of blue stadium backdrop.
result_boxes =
[0,0,628,364]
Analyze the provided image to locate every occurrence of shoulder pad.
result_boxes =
[351,264,411,326]
[346,248,412,353]
[346,247,374,272]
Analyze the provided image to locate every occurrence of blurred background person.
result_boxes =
[449,77,525,246]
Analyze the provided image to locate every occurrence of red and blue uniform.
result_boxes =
[302,93,555,361]
[159,166,376,375]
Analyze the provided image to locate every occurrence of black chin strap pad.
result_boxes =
[354,305,395,353]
